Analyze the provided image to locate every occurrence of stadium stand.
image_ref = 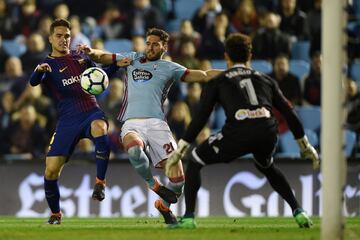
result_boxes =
[2,40,27,57]
[291,40,310,62]
[104,39,132,53]
[277,129,319,158]
[251,60,272,74]
[295,106,321,133]
[289,59,311,80]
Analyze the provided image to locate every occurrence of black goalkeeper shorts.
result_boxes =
[192,128,278,168]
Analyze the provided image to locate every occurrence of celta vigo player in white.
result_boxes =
[78,28,222,224]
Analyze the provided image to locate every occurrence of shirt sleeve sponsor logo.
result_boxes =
[132,69,153,82]
[62,75,81,86]
[235,107,271,120]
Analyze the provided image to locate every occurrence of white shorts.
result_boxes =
[120,118,177,167]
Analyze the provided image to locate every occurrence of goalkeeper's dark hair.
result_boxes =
[50,18,71,34]
[146,28,170,44]
[225,33,252,63]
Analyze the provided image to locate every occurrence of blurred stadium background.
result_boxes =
[0,0,359,239]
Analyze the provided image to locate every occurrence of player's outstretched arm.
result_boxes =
[296,136,320,170]
[184,69,223,83]
[29,63,52,86]
[77,44,113,65]
[165,139,190,176]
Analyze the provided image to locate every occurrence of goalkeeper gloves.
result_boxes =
[165,139,190,176]
[296,136,320,170]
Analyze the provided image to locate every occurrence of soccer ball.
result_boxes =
[80,67,109,95]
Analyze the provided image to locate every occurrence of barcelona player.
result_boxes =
[29,19,120,224]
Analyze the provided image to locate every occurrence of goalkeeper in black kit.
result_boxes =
[165,33,320,229]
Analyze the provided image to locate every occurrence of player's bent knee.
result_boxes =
[45,167,61,180]
[254,161,274,172]
[127,145,143,162]
[91,120,108,137]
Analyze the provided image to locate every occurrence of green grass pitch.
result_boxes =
[0,217,359,240]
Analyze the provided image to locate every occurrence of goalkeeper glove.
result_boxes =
[165,139,190,176]
[297,136,320,170]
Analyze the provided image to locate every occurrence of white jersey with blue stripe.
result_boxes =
[116,52,188,121]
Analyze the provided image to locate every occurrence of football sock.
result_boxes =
[255,163,301,211]
[94,135,110,181]
[44,178,60,213]
[183,160,203,218]
[162,176,185,207]
[127,145,155,188]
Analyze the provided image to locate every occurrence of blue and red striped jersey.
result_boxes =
[30,51,103,122]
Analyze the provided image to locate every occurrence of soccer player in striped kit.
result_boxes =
[29,19,120,224]
[78,28,221,225]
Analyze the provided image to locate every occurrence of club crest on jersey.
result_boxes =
[132,69,152,82]
[62,75,81,86]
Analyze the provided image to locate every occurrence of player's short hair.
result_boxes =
[146,28,170,44]
[225,33,252,63]
[50,18,71,34]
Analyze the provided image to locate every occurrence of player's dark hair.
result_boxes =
[146,28,170,44]
[50,18,71,34]
[225,33,252,63]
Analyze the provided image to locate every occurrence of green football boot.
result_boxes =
[294,208,313,228]
[168,217,197,229]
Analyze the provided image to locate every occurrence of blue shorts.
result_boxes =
[47,108,107,159]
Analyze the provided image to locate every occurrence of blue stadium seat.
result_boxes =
[289,60,310,80]
[104,39,132,53]
[251,60,272,74]
[211,60,227,69]
[2,40,27,57]
[277,129,319,158]
[350,60,360,87]
[291,41,310,62]
[295,106,321,132]
[345,129,356,157]
[174,0,204,20]
[166,19,182,33]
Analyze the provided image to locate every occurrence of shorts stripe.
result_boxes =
[253,156,274,168]
[192,149,206,166]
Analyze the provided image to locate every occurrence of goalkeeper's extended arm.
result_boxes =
[296,136,320,170]
[165,139,190,176]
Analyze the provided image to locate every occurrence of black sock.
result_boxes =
[183,160,203,218]
[255,163,301,212]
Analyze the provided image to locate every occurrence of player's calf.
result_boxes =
[151,177,177,204]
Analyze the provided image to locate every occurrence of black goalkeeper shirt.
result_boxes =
[183,64,305,142]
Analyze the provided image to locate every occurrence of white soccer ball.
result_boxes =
[80,67,109,95]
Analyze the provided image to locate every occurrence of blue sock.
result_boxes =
[127,146,155,188]
[94,135,110,180]
[44,178,60,213]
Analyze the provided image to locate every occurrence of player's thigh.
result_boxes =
[252,133,278,168]
[45,156,67,179]
[194,133,246,165]
[122,132,145,151]
[120,120,146,151]
[47,128,80,158]
[147,123,177,167]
